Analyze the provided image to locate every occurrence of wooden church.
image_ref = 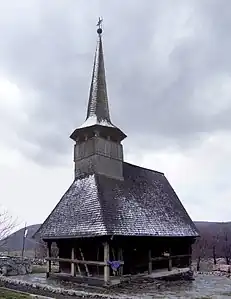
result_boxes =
[36,21,199,286]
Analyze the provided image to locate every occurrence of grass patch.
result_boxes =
[0,288,30,298]
[32,265,46,273]
[32,264,58,274]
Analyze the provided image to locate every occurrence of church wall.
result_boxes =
[74,137,123,161]
[74,154,124,180]
[74,136,124,180]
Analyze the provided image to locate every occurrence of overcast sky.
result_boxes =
[1,0,231,230]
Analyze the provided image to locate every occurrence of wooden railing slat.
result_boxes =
[151,254,191,262]
[46,257,124,267]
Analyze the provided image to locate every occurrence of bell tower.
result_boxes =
[70,19,126,180]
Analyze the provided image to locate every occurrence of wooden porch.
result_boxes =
[45,241,124,286]
[45,236,194,286]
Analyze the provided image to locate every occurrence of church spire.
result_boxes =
[85,18,111,125]
[70,19,126,142]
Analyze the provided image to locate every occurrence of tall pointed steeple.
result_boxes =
[70,19,126,180]
[70,18,126,142]
[85,24,111,126]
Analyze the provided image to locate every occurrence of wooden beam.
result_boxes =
[151,256,168,261]
[46,257,125,267]
[103,242,110,285]
[46,257,105,266]
[79,247,90,276]
[46,242,51,278]
[171,254,191,259]
[76,258,81,276]
[148,249,152,274]
[71,248,76,277]
[151,254,191,262]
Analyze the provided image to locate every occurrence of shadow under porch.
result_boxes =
[44,235,195,286]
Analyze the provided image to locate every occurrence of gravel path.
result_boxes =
[1,273,231,298]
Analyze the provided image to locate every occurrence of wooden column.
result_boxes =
[148,249,152,274]
[96,247,100,276]
[104,242,110,284]
[118,248,124,276]
[46,242,51,278]
[188,243,192,269]
[168,249,172,271]
[56,242,61,273]
[71,247,76,276]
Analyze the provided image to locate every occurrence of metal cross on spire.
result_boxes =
[97,17,103,28]
[96,17,103,34]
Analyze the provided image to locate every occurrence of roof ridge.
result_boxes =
[123,161,164,176]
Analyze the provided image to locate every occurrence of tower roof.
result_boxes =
[70,19,126,142]
[84,26,111,126]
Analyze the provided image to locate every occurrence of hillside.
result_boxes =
[193,221,231,260]
[1,221,231,260]
[0,224,40,254]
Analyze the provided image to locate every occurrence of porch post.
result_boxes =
[46,241,51,278]
[188,242,192,269]
[104,242,110,284]
[118,248,124,276]
[168,248,172,271]
[57,242,61,273]
[148,249,152,274]
[71,247,76,276]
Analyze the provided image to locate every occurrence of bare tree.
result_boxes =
[35,239,46,259]
[194,236,208,271]
[222,230,231,265]
[212,234,219,265]
[0,209,17,251]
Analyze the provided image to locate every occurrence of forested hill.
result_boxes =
[192,221,231,259]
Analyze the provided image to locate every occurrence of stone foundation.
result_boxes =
[0,256,32,276]
[0,276,131,299]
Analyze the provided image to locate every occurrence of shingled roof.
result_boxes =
[37,162,199,239]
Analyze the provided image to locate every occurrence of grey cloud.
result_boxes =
[1,0,231,165]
